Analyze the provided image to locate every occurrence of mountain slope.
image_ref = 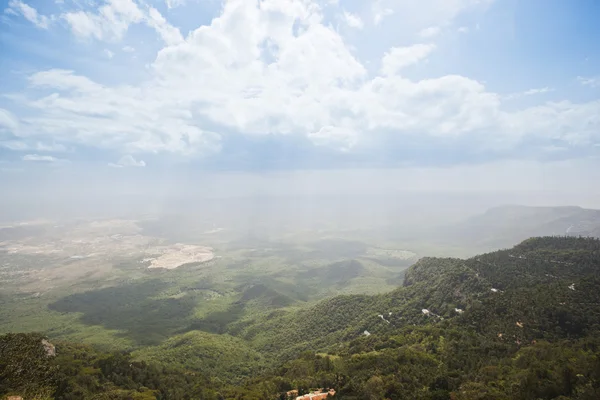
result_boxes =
[133,331,267,383]
[233,236,600,358]
[230,236,600,400]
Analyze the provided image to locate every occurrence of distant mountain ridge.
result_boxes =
[437,205,600,251]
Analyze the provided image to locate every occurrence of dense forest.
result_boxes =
[2,236,600,399]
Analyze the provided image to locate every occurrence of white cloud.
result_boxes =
[508,100,600,146]
[343,11,363,29]
[419,26,441,38]
[62,1,182,44]
[372,0,393,25]
[523,87,553,96]
[122,45,135,52]
[22,69,221,155]
[457,26,469,33]
[148,0,362,136]
[504,87,554,99]
[166,0,186,8]
[358,74,504,139]
[3,0,600,164]
[29,69,102,92]
[62,0,144,41]
[380,44,436,75]
[6,0,51,29]
[104,49,115,58]
[22,154,69,163]
[0,108,19,132]
[308,126,357,151]
[578,76,600,88]
[108,154,146,167]
[146,7,183,45]
[62,11,104,39]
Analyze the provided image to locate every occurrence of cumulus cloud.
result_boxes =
[61,0,181,44]
[22,68,222,155]
[166,0,186,8]
[343,11,364,29]
[380,44,436,75]
[419,26,441,38]
[5,0,51,29]
[108,154,146,168]
[2,0,600,167]
[62,0,144,41]
[145,7,184,45]
[372,0,393,25]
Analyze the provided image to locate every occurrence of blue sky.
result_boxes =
[0,0,599,175]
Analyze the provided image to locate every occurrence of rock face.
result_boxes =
[41,339,55,357]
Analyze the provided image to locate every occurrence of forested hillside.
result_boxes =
[2,237,600,399]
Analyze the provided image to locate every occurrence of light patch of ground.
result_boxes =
[147,244,214,269]
[2,233,156,257]
[2,243,65,255]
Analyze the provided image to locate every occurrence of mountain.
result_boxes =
[233,236,600,357]
[435,205,600,251]
[2,236,600,399]
[230,236,600,399]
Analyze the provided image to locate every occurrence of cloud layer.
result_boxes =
[1,0,599,169]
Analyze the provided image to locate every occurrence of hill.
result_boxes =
[133,331,267,383]
[233,236,600,356]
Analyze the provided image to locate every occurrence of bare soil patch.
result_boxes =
[146,244,214,269]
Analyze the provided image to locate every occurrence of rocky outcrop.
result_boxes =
[41,339,55,357]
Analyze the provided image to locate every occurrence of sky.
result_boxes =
[1,0,600,211]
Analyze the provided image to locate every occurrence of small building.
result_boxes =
[295,388,336,400]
